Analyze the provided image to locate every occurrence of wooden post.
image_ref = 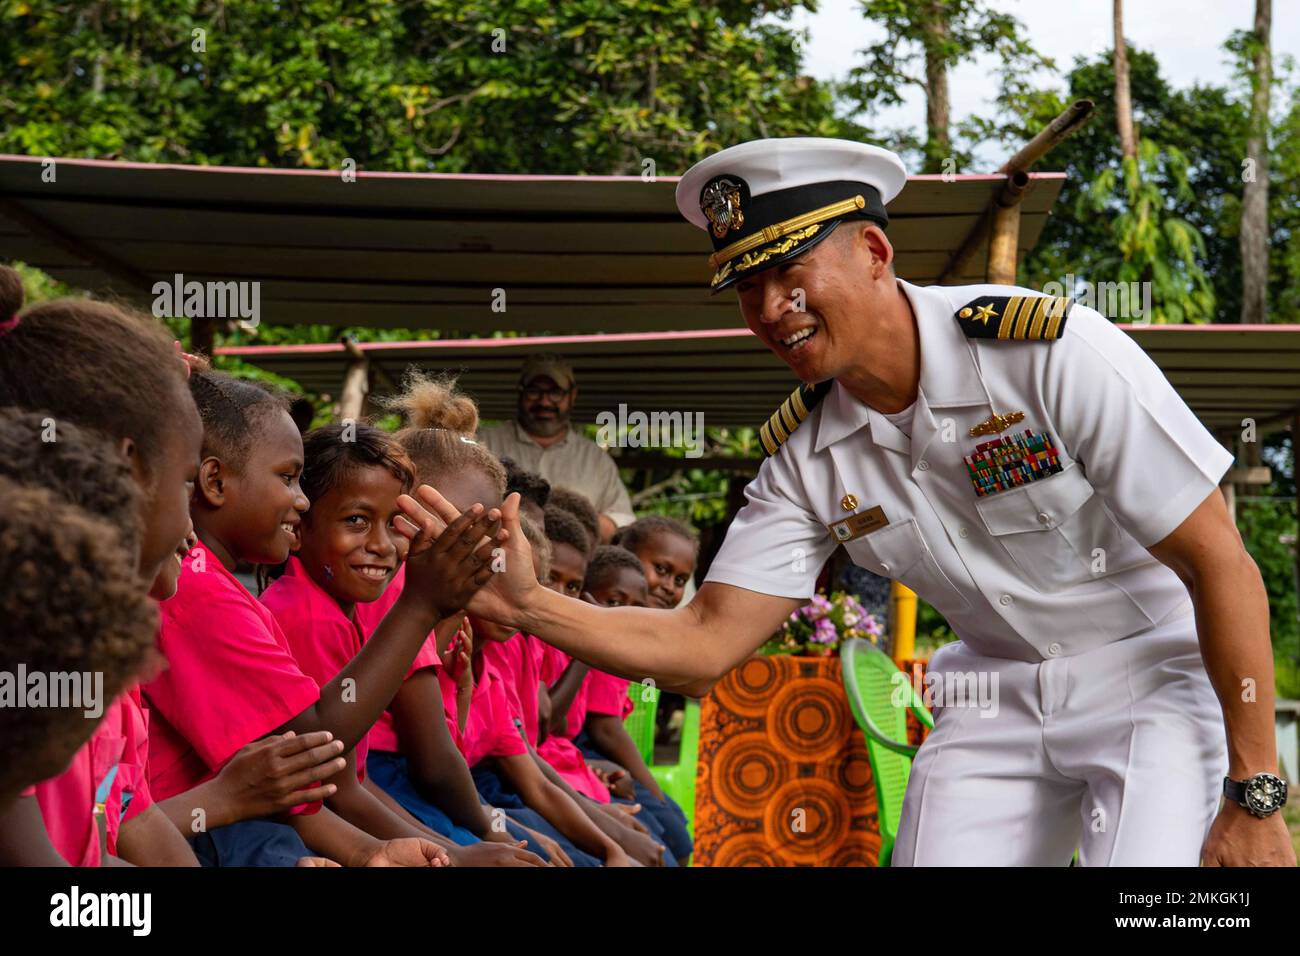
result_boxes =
[986,200,1021,285]
[338,338,370,422]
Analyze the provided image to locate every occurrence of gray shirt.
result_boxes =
[478,420,636,527]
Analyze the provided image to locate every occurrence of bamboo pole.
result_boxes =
[338,337,370,422]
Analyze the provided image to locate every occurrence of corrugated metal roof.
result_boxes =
[0,154,1065,333]
[218,324,1300,432]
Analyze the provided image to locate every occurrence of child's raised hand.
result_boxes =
[397,499,507,620]
[216,731,347,820]
[363,837,451,867]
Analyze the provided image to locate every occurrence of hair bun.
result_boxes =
[0,266,25,320]
[385,369,480,434]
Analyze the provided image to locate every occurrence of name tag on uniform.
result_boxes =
[828,505,889,542]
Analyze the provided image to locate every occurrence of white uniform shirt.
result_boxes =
[705,280,1233,662]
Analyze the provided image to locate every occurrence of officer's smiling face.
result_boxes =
[734,222,894,383]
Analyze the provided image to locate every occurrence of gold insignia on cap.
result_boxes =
[840,494,859,512]
[701,178,745,240]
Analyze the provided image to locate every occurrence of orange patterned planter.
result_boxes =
[693,653,929,867]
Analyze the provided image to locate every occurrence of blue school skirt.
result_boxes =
[368,750,557,861]
[193,819,312,867]
[470,764,605,867]
[576,732,693,863]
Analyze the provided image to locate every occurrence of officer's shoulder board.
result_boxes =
[954,294,1072,342]
[759,380,834,458]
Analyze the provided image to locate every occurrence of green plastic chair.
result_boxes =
[649,698,700,839]
[623,682,659,764]
[840,638,934,866]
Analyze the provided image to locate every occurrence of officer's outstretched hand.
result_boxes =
[1200,802,1297,867]
[398,488,541,630]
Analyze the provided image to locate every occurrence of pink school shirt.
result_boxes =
[261,558,376,779]
[105,686,154,856]
[31,694,133,866]
[533,641,610,803]
[143,545,322,805]
[584,670,635,721]
[482,633,543,747]
[350,566,444,754]
[456,655,529,769]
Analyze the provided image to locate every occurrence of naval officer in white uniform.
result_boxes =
[402,138,1293,866]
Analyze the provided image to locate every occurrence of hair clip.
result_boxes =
[172,340,197,380]
[0,313,21,337]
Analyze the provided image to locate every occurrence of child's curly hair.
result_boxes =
[187,358,291,468]
[613,515,699,556]
[584,545,647,594]
[501,457,550,511]
[0,265,191,482]
[0,480,159,795]
[547,487,599,555]
[0,408,141,545]
[382,369,506,494]
[520,513,552,581]
[543,504,590,558]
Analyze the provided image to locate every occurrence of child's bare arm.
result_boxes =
[547,658,590,736]
[391,671,494,836]
[585,713,663,798]
[0,796,70,866]
[155,731,346,836]
[494,753,630,864]
[115,804,199,866]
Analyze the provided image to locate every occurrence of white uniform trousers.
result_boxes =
[892,610,1227,866]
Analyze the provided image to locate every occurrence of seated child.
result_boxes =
[0,480,158,863]
[572,546,694,864]
[263,420,544,867]
[611,515,701,764]
[144,366,502,866]
[377,372,651,865]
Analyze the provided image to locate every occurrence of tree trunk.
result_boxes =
[922,1,951,174]
[1112,0,1137,161]
[1239,0,1272,324]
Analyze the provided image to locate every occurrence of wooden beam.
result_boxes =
[995,100,1095,175]
[939,100,1094,286]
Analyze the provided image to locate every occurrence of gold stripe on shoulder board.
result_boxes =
[759,380,834,458]
[956,295,1073,342]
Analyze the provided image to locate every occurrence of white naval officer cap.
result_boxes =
[675,137,908,293]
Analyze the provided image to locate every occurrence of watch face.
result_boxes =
[1244,773,1288,815]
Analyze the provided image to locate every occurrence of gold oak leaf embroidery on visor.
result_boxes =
[710,224,823,288]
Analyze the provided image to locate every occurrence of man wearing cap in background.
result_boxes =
[415,138,1292,866]
[478,353,635,542]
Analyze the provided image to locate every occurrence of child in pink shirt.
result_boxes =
[145,367,505,867]
[263,422,541,867]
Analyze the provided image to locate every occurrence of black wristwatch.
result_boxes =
[1223,773,1288,818]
